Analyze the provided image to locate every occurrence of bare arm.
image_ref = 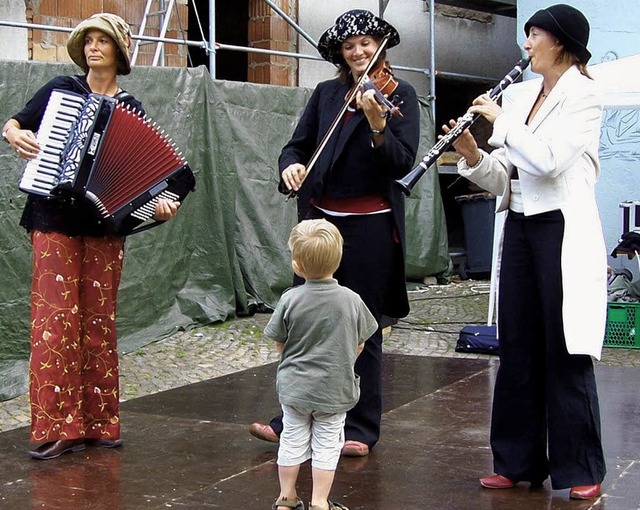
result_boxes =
[3,119,40,160]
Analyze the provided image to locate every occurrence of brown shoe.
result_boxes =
[249,422,279,443]
[480,474,518,489]
[570,484,601,499]
[28,439,86,460]
[341,440,369,457]
[86,438,123,448]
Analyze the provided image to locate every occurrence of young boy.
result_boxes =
[266,219,378,510]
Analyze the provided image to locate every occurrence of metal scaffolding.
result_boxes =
[0,0,501,117]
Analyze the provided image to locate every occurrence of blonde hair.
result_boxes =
[288,219,343,279]
[555,44,593,79]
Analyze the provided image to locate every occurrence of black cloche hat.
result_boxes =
[524,4,592,63]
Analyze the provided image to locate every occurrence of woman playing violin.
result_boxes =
[249,9,420,460]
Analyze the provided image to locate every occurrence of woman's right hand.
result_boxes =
[4,125,40,160]
[281,163,307,192]
[442,119,482,167]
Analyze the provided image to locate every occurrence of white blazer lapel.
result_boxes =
[526,66,581,132]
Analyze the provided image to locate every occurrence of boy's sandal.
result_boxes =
[309,502,349,510]
[272,497,305,510]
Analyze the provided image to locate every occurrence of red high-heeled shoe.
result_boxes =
[569,484,601,499]
[480,474,518,489]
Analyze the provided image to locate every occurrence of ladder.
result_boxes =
[131,0,177,66]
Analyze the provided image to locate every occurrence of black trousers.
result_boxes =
[492,210,606,489]
[270,211,403,448]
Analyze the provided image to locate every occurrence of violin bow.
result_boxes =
[286,34,392,200]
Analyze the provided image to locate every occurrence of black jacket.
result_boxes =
[278,76,420,254]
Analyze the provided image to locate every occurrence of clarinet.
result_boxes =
[395,57,530,196]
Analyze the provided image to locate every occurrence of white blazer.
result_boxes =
[458,65,607,359]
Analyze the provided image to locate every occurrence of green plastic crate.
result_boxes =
[604,302,640,348]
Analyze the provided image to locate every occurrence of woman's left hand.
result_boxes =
[356,89,387,132]
[468,93,503,125]
[153,198,180,221]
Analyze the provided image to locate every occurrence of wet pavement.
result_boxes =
[1,279,639,509]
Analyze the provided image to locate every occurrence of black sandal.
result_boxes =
[309,501,349,510]
[272,497,305,510]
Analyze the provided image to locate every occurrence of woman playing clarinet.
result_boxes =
[445,4,606,500]
[249,9,420,463]
[1,13,180,460]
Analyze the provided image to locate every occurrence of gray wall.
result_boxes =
[297,0,521,97]
[0,1,27,61]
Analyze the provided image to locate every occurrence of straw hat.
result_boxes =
[317,9,400,65]
[524,4,591,64]
[67,13,132,75]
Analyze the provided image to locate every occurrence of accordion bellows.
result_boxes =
[19,89,195,236]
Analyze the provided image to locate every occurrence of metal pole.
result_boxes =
[261,0,317,48]
[154,0,168,67]
[379,0,390,17]
[0,20,209,49]
[429,0,436,117]
[215,42,323,62]
[209,0,216,78]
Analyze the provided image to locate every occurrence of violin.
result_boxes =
[347,62,404,119]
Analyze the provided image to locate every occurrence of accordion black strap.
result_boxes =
[68,75,133,102]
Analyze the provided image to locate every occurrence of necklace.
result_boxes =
[89,81,120,97]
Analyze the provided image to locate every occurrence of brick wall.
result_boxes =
[247,0,297,86]
[26,0,188,68]
[21,0,298,85]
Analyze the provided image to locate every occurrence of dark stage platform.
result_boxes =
[0,354,638,509]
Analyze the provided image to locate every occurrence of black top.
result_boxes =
[13,75,144,237]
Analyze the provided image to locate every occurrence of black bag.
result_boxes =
[455,325,499,355]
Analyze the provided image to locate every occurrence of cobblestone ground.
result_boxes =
[2,279,639,432]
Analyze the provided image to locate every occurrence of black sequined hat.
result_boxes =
[317,9,400,65]
[524,4,591,63]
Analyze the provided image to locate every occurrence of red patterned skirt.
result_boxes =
[29,231,124,443]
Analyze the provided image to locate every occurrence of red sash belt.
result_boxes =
[315,195,391,214]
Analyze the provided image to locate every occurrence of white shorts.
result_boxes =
[277,404,346,471]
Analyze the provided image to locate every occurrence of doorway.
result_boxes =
[188,0,249,81]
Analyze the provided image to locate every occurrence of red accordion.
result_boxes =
[19,89,195,235]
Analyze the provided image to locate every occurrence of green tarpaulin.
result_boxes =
[0,62,449,400]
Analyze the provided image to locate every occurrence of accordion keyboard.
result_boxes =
[18,90,85,195]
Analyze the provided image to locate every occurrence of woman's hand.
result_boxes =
[356,88,387,133]
[281,163,307,192]
[441,119,482,167]
[4,124,40,160]
[153,198,180,221]
[469,93,503,125]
